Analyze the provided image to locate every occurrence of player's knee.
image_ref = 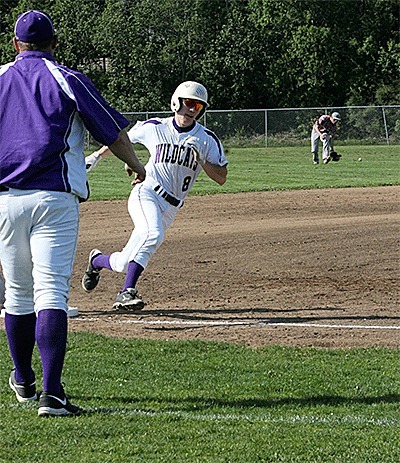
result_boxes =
[146,229,164,249]
[110,252,128,273]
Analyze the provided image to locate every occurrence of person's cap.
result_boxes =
[331,112,341,121]
[14,10,55,44]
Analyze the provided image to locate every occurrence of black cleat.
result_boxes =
[113,288,145,310]
[38,386,81,417]
[9,369,37,403]
[82,249,102,292]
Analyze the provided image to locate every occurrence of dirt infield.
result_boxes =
[61,186,399,349]
[2,186,397,348]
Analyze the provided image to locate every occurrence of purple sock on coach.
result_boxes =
[36,309,68,396]
[122,261,144,291]
[4,312,36,383]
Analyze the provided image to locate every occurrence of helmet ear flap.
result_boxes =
[170,95,182,113]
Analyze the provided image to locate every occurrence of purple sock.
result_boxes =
[36,309,67,396]
[5,312,36,383]
[92,253,112,270]
[122,261,144,291]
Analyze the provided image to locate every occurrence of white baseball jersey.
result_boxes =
[127,117,227,200]
[108,116,227,273]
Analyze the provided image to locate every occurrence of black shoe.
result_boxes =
[113,288,145,310]
[330,151,342,162]
[38,387,81,417]
[9,368,37,403]
[82,248,102,292]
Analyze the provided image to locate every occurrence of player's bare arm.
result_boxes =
[199,161,227,185]
[108,130,145,181]
[87,132,146,181]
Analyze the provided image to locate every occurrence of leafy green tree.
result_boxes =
[0,0,398,110]
[344,0,400,105]
[201,2,272,109]
[248,0,399,107]
[96,0,230,111]
[0,0,25,63]
[374,38,400,105]
[0,0,107,77]
[49,0,106,71]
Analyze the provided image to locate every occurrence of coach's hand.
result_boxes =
[125,163,146,185]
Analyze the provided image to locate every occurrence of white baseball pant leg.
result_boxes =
[321,134,331,160]
[0,272,5,308]
[311,129,319,153]
[311,129,331,161]
[0,189,79,316]
[109,184,178,273]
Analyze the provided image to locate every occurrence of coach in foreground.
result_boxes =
[0,10,145,416]
[83,81,228,310]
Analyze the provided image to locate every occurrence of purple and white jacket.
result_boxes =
[0,51,129,200]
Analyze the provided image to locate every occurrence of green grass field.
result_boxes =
[87,144,400,200]
[0,145,399,462]
[1,333,400,462]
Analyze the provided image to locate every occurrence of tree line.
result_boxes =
[0,0,399,112]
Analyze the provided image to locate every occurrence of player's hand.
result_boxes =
[85,152,101,172]
[188,144,206,166]
[125,163,133,177]
[186,137,207,165]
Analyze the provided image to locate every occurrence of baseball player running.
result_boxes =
[82,81,228,310]
[311,112,341,164]
[0,10,145,416]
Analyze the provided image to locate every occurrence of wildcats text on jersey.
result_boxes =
[154,144,198,171]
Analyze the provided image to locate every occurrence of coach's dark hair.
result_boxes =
[17,37,55,52]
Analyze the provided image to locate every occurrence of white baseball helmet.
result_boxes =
[170,81,209,119]
[331,111,341,121]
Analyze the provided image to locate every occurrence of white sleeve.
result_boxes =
[127,121,147,144]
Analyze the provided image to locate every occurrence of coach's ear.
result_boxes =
[50,35,58,51]
[13,37,21,52]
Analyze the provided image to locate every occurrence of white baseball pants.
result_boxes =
[109,182,178,273]
[0,189,79,315]
[311,129,331,161]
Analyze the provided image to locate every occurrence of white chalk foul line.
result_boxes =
[263,322,400,330]
[0,403,398,426]
[84,408,399,427]
[74,317,400,330]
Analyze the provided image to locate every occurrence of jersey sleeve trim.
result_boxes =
[205,128,225,161]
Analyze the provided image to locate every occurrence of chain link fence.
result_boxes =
[87,105,400,149]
